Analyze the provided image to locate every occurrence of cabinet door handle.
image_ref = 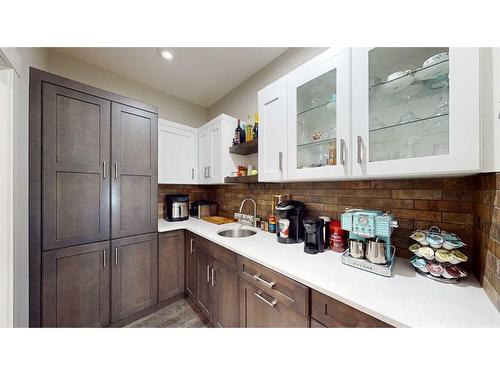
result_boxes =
[191,168,194,180]
[356,135,363,164]
[207,166,210,178]
[278,151,283,172]
[211,267,215,287]
[252,273,276,289]
[103,249,107,268]
[190,238,194,253]
[114,247,119,265]
[340,139,346,165]
[204,167,207,178]
[102,161,107,179]
[254,290,277,308]
[114,162,118,179]
[206,264,211,283]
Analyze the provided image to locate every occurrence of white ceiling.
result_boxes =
[53,47,288,108]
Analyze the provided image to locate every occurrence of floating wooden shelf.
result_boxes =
[229,140,258,155]
[224,175,258,184]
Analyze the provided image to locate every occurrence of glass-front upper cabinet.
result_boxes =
[352,48,481,178]
[287,48,350,180]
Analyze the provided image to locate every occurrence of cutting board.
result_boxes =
[202,216,236,225]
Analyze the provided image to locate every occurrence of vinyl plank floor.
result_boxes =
[125,298,212,328]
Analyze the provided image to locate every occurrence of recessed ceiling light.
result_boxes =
[157,48,174,61]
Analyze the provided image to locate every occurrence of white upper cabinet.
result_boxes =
[351,47,481,177]
[198,114,237,184]
[158,119,197,184]
[258,80,288,182]
[287,48,350,181]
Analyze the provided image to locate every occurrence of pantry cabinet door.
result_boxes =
[111,103,158,238]
[351,47,480,178]
[41,83,111,250]
[257,81,288,181]
[286,48,351,181]
[158,120,197,184]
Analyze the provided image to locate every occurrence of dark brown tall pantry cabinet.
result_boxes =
[30,68,158,327]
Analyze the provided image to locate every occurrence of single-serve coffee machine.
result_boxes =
[276,200,305,244]
[303,218,324,254]
[340,208,398,276]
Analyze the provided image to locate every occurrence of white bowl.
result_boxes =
[380,74,414,94]
[423,52,449,67]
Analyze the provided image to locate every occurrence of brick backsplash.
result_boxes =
[159,173,500,310]
[473,173,500,311]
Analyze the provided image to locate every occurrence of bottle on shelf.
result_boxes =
[239,120,246,144]
[234,120,242,146]
[246,114,253,142]
[252,112,258,140]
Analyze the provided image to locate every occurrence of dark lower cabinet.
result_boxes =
[42,241,110,327]
[238,278,308,328]
[111,233,158,323]
[310,290,392,328]
[195,246,213,320]
[158,231,185,302]
[213,259,239,328]
[184,231,197,300]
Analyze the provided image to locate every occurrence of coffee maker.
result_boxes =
[303,218,324,254]
[275,200,305,244]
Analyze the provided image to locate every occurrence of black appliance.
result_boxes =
[275,200,305,244]
[303,218,324,254]
[164,194,189,221]
[190,200,218,219]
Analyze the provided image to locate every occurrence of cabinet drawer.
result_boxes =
[238,256,309,317]
[311,290,391,328]
[239,277,308,328]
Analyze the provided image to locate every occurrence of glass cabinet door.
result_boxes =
[368,47,449,162]
[352,48,480,177]
[288,49,350,180]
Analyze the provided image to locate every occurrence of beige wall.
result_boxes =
[208,47,327,121]
[46,50,208,127]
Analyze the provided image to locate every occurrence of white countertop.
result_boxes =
[158,218,500,327]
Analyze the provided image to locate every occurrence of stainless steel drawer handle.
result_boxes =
[103,249,107,268]
[114,162,118,179]
[254,290,277,308]
[190,238,194,253]
[207,264,210,283]
[102,161,107,179]
[211,267,215,287]
[114,247,119,265]
[252,273,276,289]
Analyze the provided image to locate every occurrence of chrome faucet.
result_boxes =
[234,197,257,227]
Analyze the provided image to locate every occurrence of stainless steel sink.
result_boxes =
[217,228,257,238]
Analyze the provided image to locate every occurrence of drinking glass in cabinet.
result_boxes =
[296,68,337,169]
[368,48,450,162]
